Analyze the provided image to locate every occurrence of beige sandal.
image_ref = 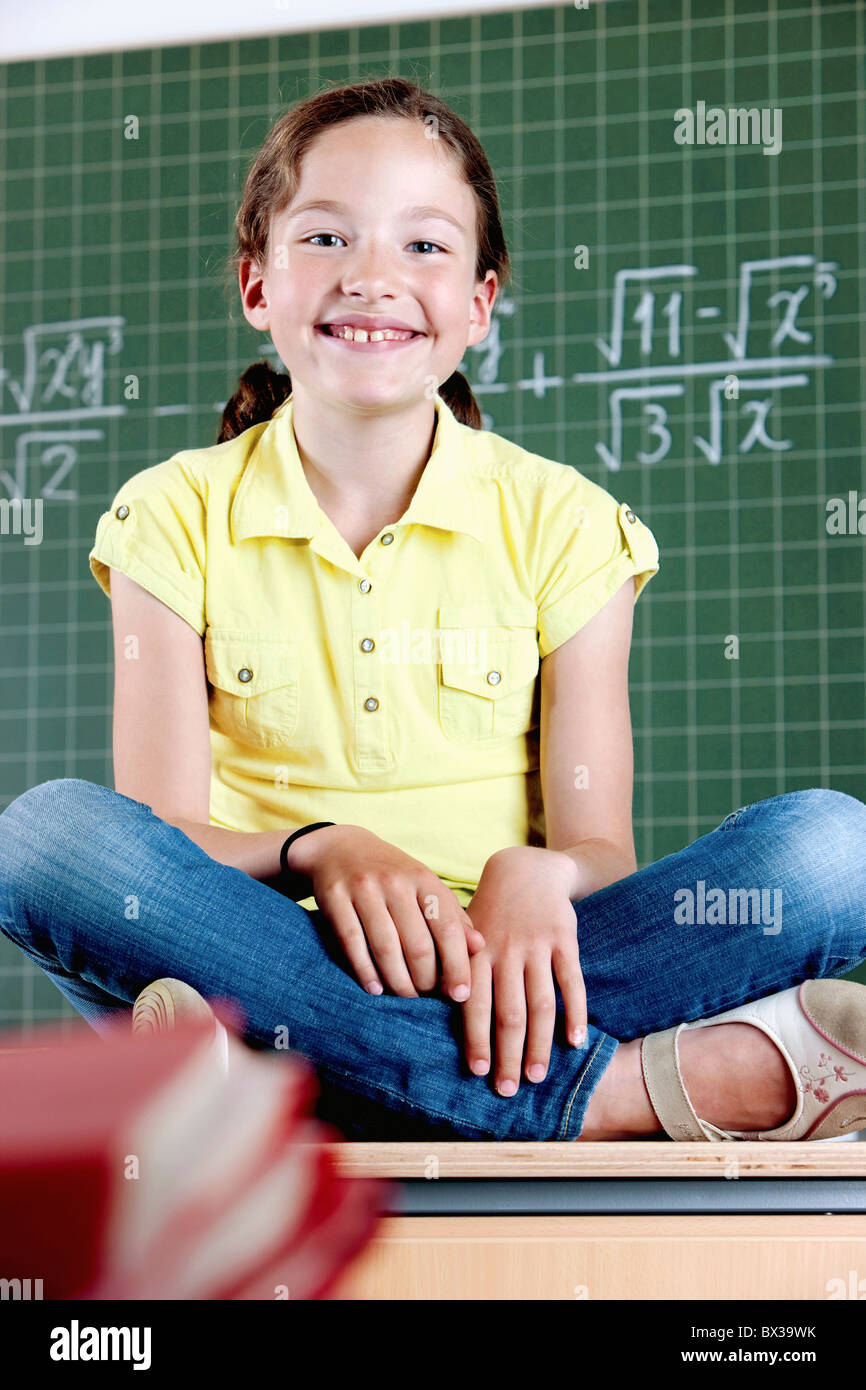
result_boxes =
[132,977,230,1072]
[640,979,866,1141]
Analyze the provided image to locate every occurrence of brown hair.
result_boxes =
[218,75,512,443]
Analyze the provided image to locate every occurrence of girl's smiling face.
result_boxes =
[239,116,498,413]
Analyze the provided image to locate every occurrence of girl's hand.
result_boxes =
[461,847,586,1095]
[285,824,486,1000]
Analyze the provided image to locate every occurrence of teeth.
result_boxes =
[325,325,416,342]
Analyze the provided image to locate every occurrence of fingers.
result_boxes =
[492,952,527,1097]
[352,882,424,997]
[463,942,585,1097]
[523,956,557,1083]
[321,885,386,996]
[424,904,474,1002]
[553,939,587,1047]
[461,950,493,1076]
[462,913,487,954]
[322,882,422,997]
[321,878,475,999]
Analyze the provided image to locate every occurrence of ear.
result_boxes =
[238,257,270,332]
[466,269,499,349]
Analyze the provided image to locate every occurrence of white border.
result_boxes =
[1,0,575,63]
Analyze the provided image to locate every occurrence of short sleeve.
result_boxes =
[88,456,207,636]
[534,470,660,659]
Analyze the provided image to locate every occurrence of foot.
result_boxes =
[577,1022,798,1141]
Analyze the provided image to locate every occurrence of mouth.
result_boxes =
[315,323,425,347]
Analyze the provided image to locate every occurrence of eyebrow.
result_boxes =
[283,199,466,233]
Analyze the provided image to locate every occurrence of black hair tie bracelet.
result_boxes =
[278,822,336,900]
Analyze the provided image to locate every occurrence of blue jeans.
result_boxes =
[1,779,865,1141]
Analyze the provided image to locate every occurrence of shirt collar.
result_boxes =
[230,391,485,549]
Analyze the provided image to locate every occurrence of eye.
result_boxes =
[302,234,446,254]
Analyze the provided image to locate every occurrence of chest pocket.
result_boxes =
[437,603,540,742]
[204,629,299,749]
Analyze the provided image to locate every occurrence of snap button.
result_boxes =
[380,532,394,545]
[115,504,129,520]
[625,508,636,523]
[486,670,502,686]
[238,668,253,683]
[360,637,375,652]
[359,578,372,593]
[364,696,379,711]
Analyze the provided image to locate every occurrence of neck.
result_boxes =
[288,386,438,522]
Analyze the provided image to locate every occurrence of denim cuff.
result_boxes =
[557,1030,620,1139]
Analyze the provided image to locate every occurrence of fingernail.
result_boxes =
[528,1064,546,1082]
[497,1079,517,1096]
[470,1058,489,1076]
[451,985,470,1002]
[365,981,383,995]
[571,1026,586,1045]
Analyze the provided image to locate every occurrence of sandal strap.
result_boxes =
[640,1025,735,1142]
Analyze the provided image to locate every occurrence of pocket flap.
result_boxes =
[205,629,296,695]
[437,607,539,699]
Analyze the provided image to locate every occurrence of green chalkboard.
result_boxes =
[2,0,865,1031]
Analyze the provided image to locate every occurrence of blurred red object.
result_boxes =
[0,1016,389,1299]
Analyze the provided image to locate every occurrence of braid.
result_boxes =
[217,361,292,443]
[218,363,484,442]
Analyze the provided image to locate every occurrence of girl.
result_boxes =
[2,77,866,1144]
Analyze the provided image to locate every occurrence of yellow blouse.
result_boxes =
[89,392,660,908]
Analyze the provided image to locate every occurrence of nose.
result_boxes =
[340,238,403,300]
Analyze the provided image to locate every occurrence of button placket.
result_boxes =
[351,566,390,769]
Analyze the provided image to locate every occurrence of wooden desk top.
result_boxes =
[322,1140,866,1178]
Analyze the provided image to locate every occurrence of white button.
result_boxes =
[115,504,129,519]
[360,638,375,652]
[380,532,394,545]
[359,578,372,593]
[486,670,502,685]
[625,508,636,523]
[238,668,253,683]
[364,696,379,711]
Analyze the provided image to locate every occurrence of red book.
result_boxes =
[0,1017,389,1300]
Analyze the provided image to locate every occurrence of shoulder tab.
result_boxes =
[617,501,659,572]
